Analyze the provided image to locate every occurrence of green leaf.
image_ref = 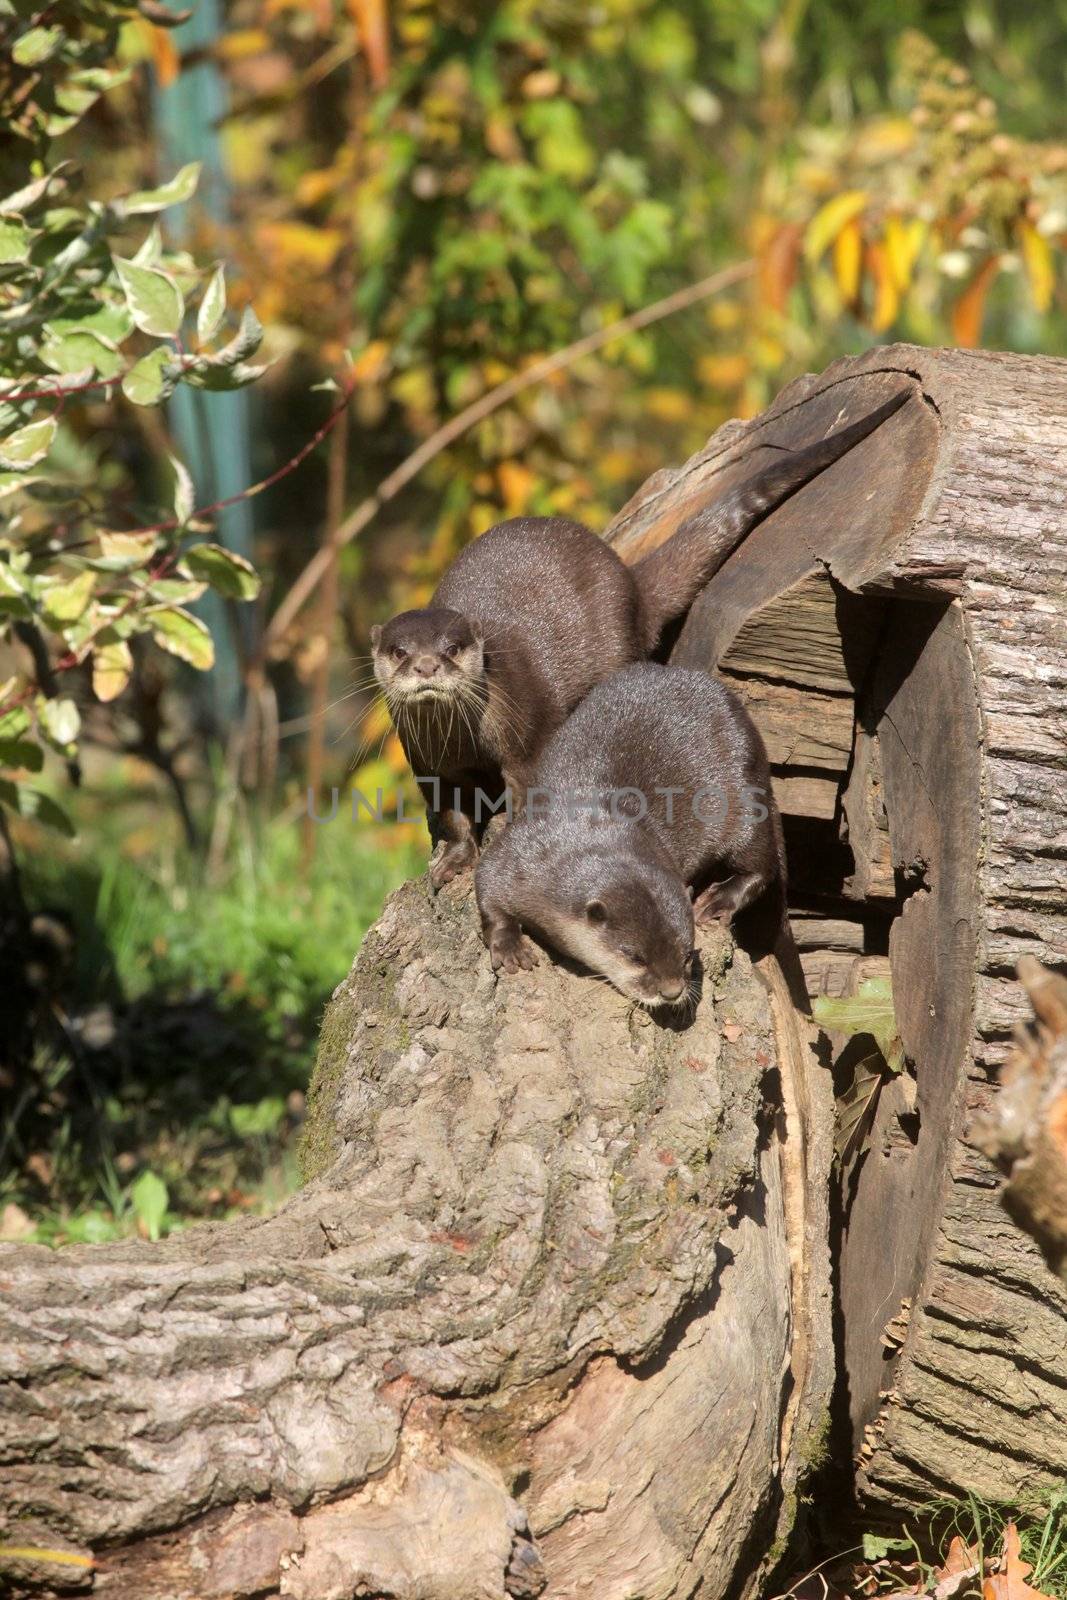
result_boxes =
[170,455,194,525]
[862,1533,913,1562]
[40,328,123,380]
[133,222,163,266]
[113,256,184,337]
[0,218,31,264]
[229,1097,286,1138]
[124,162,200,216]
[122,346,179,406]
[197,264,226,344]
[0,416,56,470]
[129,1170,168,1241]
[184,360,268,392]
[42,568,94,624]
[92,639,132,703]
[99,530,157,567]
[0,738,43,773]
[146,576,206,604]
[0,777,75,836]
[150,606,215,669]
[812,976,904,1071]
[0,705,30,739]
[38,696,81,748]
[12,25,63,65]
[185,542,260,600]
[200,304,262,369]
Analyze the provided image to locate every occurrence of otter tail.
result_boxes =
[634,388,910,652]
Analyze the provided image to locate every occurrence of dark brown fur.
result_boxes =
[372,392,908,886]
[474,663,784,1005]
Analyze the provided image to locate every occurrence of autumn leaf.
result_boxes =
[347,0,391,89]
[758,221,802,314]
[868,240,900,332]
[932,1535,982,1599]
[1018,222,1055,314]
[952,255,1000,348]
[833,217,864,304]
[804,190,867,263]
[983,1523,1055,1600]
[885,216,926,295]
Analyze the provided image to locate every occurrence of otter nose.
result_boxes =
[659,978,686,1001]
[412,655,440,679]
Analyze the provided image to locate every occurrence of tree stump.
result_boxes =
[3,343,1065,1598]
[1,880,832,1598]
[608,342,1067,1509]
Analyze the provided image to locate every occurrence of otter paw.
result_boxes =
[430,839,478,890]
[489,930,539,974]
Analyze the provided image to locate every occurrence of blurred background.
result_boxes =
[2,0,1065,1244]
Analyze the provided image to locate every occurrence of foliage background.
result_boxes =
[2,0,1066,1242]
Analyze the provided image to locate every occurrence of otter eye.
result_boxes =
[389,645,408,663]
[444,642,462,659]
[621,947,645,967]
[684,949,697,973]
[585,899,607,925]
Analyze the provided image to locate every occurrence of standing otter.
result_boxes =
[372,391,908,887]
[474,662,782,1008]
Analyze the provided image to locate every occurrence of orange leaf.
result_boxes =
[758,222,802,314]
[983,1523,1055,1600]
[867,240,899,332]
[833,217,863,305]
[134,18,180,86]
[347,0,391,89]
[952,255,1000,348]
[932,1535,981,1599]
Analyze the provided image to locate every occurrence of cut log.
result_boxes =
[608,342,1067,1510]
[0,879,834,1599]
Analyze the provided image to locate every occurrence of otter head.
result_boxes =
[371,607,485,705]
[559,856,697,1009]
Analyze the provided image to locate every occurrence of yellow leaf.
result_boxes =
[952,255,1000,348]
[350,339,390,384]
[697,353,749,389]
[215,28,272,60]
[885,216,926,295]
[804,191,867,264]
[645,388,690,423]
[832,218,863,304]
[1018,220,1055,313]
[498,460,535,513]
[867,241,899,333]
[92,641,133,704]
[255,221,345,273]
[852,116,916,164]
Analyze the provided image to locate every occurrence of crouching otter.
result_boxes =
[474,663,783,1010]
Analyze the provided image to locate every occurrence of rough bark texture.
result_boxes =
[607,342,1067,1510]
[1,878,833,1599]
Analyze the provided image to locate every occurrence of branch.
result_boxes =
[257,258,756,659]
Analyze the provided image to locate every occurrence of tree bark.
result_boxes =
[608,342,1067,1511]
[0,879,833,1598]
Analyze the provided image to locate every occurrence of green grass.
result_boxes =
[2,778,424,1243]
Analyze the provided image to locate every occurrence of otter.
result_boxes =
[474,662,782,1009]
[372,390,908,888]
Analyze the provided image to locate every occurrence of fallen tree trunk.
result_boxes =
[608,341,1067,1509]
[2,343,1066,1598]
[1,884,833,1598]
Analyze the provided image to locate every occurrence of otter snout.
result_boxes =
[658,978,686,1002]
[412,654,441,679]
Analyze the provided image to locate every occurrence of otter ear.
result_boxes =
[585,899,607,925]
[370,624,382,650]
